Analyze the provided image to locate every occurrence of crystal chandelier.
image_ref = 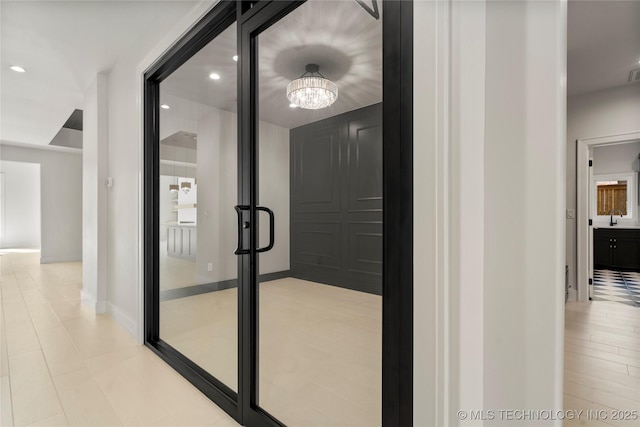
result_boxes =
[286,64,338,110]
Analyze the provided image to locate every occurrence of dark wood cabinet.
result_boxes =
[593,231,612,267]
[593,228,640,270]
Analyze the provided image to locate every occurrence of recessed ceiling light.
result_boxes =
[233,55,238,62]
[289,103,298,108]
[10,65,26,73]
[209,73,221,80]
[160,104,170,109]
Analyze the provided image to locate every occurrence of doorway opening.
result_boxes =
[576,132,640,303]
[0,161,41,253]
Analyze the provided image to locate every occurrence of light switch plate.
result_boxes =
[566,209,575,219]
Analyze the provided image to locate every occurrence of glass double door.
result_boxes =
[147,1,387,426]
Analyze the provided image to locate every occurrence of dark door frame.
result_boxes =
[143,0,240,420]
[143,1,413,425]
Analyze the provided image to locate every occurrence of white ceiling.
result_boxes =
[161,0,382,130]
[2,0,636,148]
[567,0,640,97]
[0,0,199,146]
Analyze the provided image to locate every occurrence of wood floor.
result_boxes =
[564,301,640,426]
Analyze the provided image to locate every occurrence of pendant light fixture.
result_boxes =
[286,64,338,110]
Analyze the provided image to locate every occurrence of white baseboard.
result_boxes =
[80,290,106,314]
[40,255,82,264]
[568,288,578,301]
[107,302,138,339]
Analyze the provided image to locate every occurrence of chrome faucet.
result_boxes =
[610,209,624,226]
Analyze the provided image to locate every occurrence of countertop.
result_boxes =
[594,224,640,229]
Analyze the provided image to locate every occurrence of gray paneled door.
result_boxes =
[290,103,382,294]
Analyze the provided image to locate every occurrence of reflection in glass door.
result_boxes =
[252,1,383,425]
[146,1,412,425]
[144,2,241,415]
[158,20,239,391]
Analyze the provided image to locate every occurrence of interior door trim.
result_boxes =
[382,1,414,425]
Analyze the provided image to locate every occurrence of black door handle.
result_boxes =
[256,206,275,253]
[234,205,250,255]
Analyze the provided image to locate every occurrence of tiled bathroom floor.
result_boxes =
[593,269,640,307]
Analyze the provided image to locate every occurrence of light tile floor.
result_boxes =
[160,277,382,427]
[0,251,239,427]
[564,300,640,426]
[6,250,639,426]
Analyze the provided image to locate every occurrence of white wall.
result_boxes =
[414,1,566,425]
[195,106,238,283]
[0,144,82,263]
[0,160,40,248]
[160,94,290,284]
[154,92,290,284]
[159,175,177,240]
[566,84,640,295]
[483,1,565,422]
[592,141,640,175]
[413,1,448,423]
[105,1,208,336]
[451,0,486,422]
[257,120,290,275]
[82,73,109,313]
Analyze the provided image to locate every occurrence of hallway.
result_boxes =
[0,251,239,426]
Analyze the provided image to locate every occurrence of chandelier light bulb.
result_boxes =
[286,64,338,110]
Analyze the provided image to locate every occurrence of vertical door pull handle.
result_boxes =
[256,206,275,253]
[234,205,250,255]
